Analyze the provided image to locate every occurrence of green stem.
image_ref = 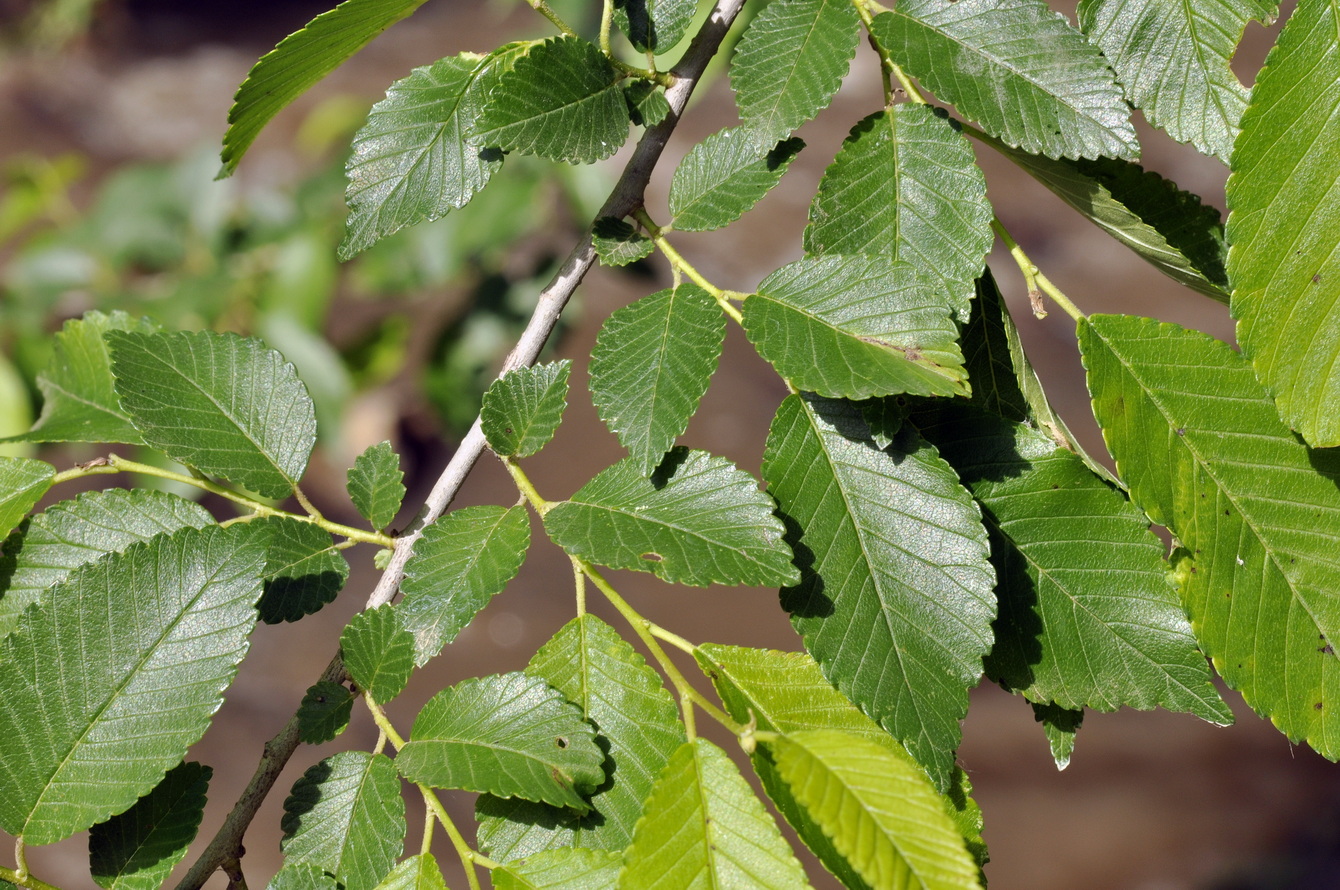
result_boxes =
[571,557,588,615]
[990,218,1085,321]
[600,0,614,55]
[420,806,435,857]
[634,209,746,325]
[528,0,579,36]
[502,457,557,517]
[1,858,62,890]
[647,622,696,655]
[854,0,926,103]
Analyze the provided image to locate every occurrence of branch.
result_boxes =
[175,3,747,887]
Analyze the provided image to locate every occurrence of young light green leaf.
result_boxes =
[371,855,446,890]
[493,848,621,889]
[0,489,213,639]
[89,762,211,890]
[543,447,797,587]
[0,457,53,539]
[1000,148,1229,301]
[623,81,670,127]
[399,504,531,664]
[1078,0,1276,160]
[256,516,349,624]
[762,395,995,789]
[742,255,969,399]
[471,37,628,164]
[1227,0,1340,447]
[1032,703,1083,770]
[620,738,810,890]
[221,0,431,175]
[108,330,316,499]
[591,217,655,267]
[614,0,698,54]
[482,361,571,459]
[589,285,724,475]
[870,0,1137,160]
[2,311,157,445]
[773,730,982,890]
[731,0,860,144]
[397,672,605,810]
[805,106,993,322]
[266,863,339,890]
[476,615,683,860]
[915,403,1230,721]
[347,441,405,531]
[668,129,805,232]
[281,752,404,890]
[341,47,521,259]
[1080,314,1340,758]
[340,604,415,704]
[298,681,355,745]
[0,523,266,844]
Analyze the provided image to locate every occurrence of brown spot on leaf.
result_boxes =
[641,552,663,562]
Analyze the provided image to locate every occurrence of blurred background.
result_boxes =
[2,0,1339,888]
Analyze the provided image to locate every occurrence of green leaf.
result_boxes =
[614,0,697,54]
[256,516,349,624]
[281,752,405,890]
[0,457,53,539]
[870,0,1137,160]
[0,489,213,639]
[622,81,670,127]
[89,762,211,890]
[742,255,969,399]
[3,311,157,445]
[1000,149,1229,301]
[668,129,805,232]
[0,523,266,844]
[476,615,683,859]
[494,848,621,889]
[341,48,519,259]
[221,0,431,175]
[482,361,571,459]
[619,738,810,890]
[471,37,628,164]
[762,395,995,788]
[591,217,655,267]
[915,403,1230,721]
[731,0,860,144]
[267,863,340,890]
[773,730,982,890]
[1078,0,1275,160]
[108,330,316,499]
[1032,702,1083,769]
[399,504,531,664]
[298,681,355,745]
[543,447,797,587]
[589,285,725,475]
[1079,314,1340,758]
[1226,0,1340,447]
[397,673,605,810]
[804,106,993,322]
[341,605,415,703]
[347,441,405,530]
[371,855,446,890]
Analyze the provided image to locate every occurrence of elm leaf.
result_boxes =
[669,129,804,232]
[347,441,405,531]
[89,762,211,890]
[340,604,415,704]
[482,362,571,459]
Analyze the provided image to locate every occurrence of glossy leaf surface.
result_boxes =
[482,361,571,459]
[0,458,52,539]
[494,847,620,889]
[347,441,405,531]
[591,217,655,267]
[1033,702,1083,769]
[371,855,446,890]
[669,129,805,232]
[89,762,211,890]
[614,0,697,53]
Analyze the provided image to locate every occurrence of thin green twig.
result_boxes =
[634,209,746,324]
[991,218,1085,321]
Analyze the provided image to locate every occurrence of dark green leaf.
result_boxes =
[614,0,697,54]
[471,38,629,164]
[762,395,995,788]
[668,129,804,232]
[731,0,860,143]
[805,106,993,322]
[1032,702,1082,769]
[1080,315,1340,758]
[0,523,266,844]
[89,762,211,890]
[0,458,53,539]
[743,255,969,399]
[221,0,431,175]
[341,604,415,704]
[1226,0,1340,446]
[477,615,683,859]
[108,330,316,498]
[622,81,670,127]
[399,504,531,664]
[494,848,621,890]
[544,447,797,587]
[281,752,404,890]
[482,362,571,459]
[298,681,355,745]
[347,441,405,531]
[871,0,1137,159]
[591,218,655,267]
[256,516,349,624]
[397,673,605,811]
[371,855,446,890]
[589,285,724,475]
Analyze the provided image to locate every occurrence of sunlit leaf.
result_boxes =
[370,855,446,890]
[1032,702,1083,769]
[0,457,53,539]
[341,604,415,703]
[347,441,405,531]
[614,0,698,53]
[482,362,571,459]
[669,129,804,232]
